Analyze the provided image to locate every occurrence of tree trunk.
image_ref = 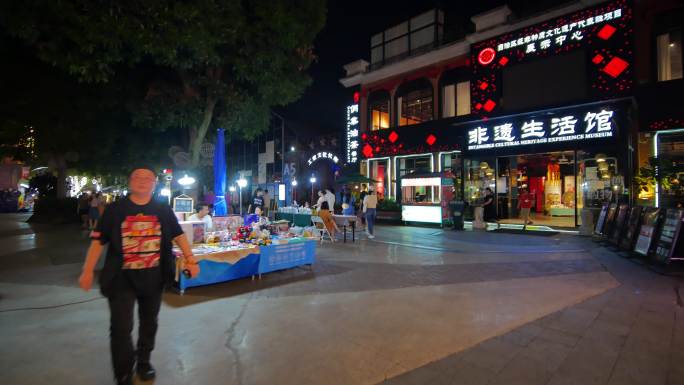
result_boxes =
[189,94,217,168]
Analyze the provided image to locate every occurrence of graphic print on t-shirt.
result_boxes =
[121,214,162,269]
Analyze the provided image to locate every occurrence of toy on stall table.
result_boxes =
[236,226,251,242]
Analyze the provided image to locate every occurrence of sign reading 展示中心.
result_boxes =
[466,105,618,151]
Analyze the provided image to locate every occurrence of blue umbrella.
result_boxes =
[213,128,227,216]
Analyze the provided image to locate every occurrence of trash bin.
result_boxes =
[449,201,466,231]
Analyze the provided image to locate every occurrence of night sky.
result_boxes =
[280,0,568,135]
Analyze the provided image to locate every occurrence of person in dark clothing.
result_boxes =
[482,187,497,225]
[78,166,199,385]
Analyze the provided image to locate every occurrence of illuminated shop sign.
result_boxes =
[346,92,360,163]
[307,151,340,166]
[491,8,622,57]
[466,106,617,151]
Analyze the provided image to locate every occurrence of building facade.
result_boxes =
[340,0,683,228]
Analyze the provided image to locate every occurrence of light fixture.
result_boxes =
[595,153,607,162]
[291,180,298,186]
[310,176,316,184]
[31,166,48,172]
[670,42,676,48]
[229,186,236,192]
[123,189,128,196]
[598,162,609,171]
[237,178,247,188]
[178,174,196,186]
[160,188,171,197]
[480,162,489,169]
[291,146,295,152]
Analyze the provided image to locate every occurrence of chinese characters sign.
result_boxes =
[494,8,622,56]
[467,107,616,150]
[307,151,340,166]
[346,101,360,163]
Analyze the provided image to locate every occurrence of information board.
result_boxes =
[173,196,194,213]
[654,208,684,263]
[634,208,661,256]
[600,204,618,238]
[619,206,643,251]
[609,204,629,245]
[594,203,610,236]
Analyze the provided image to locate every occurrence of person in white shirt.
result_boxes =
[187,204,213,231]
[324,188,335,214]
[314,190,326,210]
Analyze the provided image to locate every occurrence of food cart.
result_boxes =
[399,172,455,226]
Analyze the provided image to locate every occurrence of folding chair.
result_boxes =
[311,215,334,243]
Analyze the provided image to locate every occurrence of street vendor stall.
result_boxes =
[399,172,455,225]
[174,214,318,293]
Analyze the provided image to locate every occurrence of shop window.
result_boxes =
[369,95,390,131]
[397,156,431,179]
[440,152,463,201]
[442,81,471,118]
[657,30,683,81]
[578,150,626,209]
[369,159,389,200]
[396,79,433,126]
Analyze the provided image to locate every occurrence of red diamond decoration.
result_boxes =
[498,56,509,66]
[592,54,604,64]
[479,81,489,90]
[361,133,367,140]
[475,103,483,110]
[362,144,373,158]
[597,24,616,40]
[388,131,399,143]
[603,57,629,78]
[426,134,437,146]
[483,99,497,112]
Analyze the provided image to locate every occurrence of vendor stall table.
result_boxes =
[175,239,316,293]
[275,212,312,227]
[333,214,357,242]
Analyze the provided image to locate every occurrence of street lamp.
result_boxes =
[290,146,295,152]
[178,174,195,187]
[309,175,316,205]
[291,179,298,203]
[237,178,247,216]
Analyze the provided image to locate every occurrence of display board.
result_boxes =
[634,208,661,256]
[173,196,194,213]
[609,204,630,245]
[594,203,610,236]
[619,206,643,251]
[654,208,684,263]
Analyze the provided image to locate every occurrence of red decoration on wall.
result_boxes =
[592,54,605,64]
[362,144,373,158]
[597,24,617,40]
[498,57,509,66]
[426,134,437,146]
[353,91,360,103]
[483,99,497,112]
[479,81,489,90]
[388,131,399,143]
[475,103,483,110]
[478,48,496,65]
[361,133,367,140]
[603,57,628,78]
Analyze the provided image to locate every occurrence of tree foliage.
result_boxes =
[1,0,326,168]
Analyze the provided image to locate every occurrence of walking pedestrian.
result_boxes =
[89,192,102,230]
[78,166,199,385]
[363,189,377,239]
[518,188,534,229]
[482,187,498,228]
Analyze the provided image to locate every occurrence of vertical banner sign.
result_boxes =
[346,91,360,164]
[634,208,661,256]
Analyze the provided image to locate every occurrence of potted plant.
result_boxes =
[376,198,401,222]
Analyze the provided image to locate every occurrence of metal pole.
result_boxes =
[239,186,243,216]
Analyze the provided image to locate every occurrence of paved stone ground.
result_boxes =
[0,213,681,385]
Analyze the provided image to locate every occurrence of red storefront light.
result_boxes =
[362,144,373,158]
[603,57,628,78]
[353,91,360,103]
[498,56,509,66]
[479,81,489,90]
[597,25,616,40]
[426,134,437,146]
[592,54,604,64]
[388,131,399,143]
[483,99,497,112]
[478,48,496,66]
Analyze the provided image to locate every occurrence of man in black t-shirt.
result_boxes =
[79,166,199,385]
[248,188,264,214]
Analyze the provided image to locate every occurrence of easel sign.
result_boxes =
[173,195,194,214]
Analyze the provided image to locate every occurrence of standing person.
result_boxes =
[78,193,90,229]
[313,190,325,210]
[262,189,271,216]
[342,191,355,216]
[518,188,534,229]
[89,192,101,230]
[362,189,378,239]
[247,188,264,214]
[324,188,335,214]
[359,186,368,230]
[482,187,498,228]
[78,166,199,385]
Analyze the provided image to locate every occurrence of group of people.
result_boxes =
[0,188,22,213]
[312,186,378,240]
[78,192,106,230]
